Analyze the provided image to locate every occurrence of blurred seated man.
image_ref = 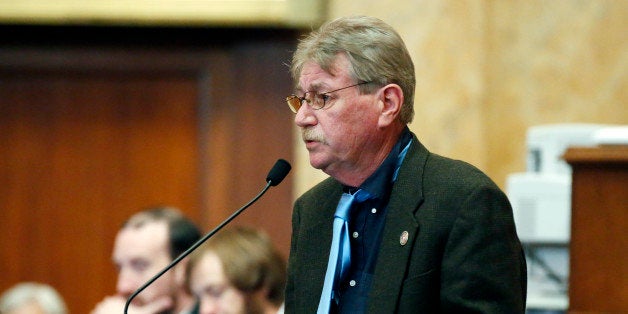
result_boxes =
[187,226,286,314]
[0,282,68,314]
[90,206,202,314]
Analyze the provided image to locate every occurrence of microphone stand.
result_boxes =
[124,180,273,314]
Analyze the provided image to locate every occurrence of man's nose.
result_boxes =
[116,269,138,297]
[199,298,219,314]
[294,101,316,128]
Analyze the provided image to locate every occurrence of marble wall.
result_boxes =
[294,0,627,196]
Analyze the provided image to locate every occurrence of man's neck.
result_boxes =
[173,292,196,314]
[328,129,405,187]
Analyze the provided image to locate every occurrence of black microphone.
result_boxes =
[124,159,291,314]
[266,158,291,186]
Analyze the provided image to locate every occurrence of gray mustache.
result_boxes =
[302,128,325,143]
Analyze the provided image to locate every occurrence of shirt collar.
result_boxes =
[343,127,412,199]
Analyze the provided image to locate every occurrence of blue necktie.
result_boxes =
[318,189,370,314]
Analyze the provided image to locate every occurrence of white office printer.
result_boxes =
[506,123,618,312]
[507,124,609,243]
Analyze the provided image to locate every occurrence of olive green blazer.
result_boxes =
[285,133,526,313]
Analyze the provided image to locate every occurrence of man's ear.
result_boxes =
[378,84,403,127]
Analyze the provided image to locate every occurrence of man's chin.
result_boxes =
[307,151,329,168]
[308,158,326,171]
[131,299,173,314]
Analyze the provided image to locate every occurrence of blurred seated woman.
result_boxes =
[186,226,286,314]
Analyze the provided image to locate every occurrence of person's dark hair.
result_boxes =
[123,206,201,259]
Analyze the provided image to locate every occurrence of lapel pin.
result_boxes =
[400,231,409,246]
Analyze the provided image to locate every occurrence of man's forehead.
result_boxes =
[113,221,169,259]
[298,57,351,90]
[121,220,168,238]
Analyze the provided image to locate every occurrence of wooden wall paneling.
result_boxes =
[0,30,292,313]
[0,28,297,313]
[245,40,296,257]
[202,40,295,258]
[0,67,202,313]
[199,50,240,231]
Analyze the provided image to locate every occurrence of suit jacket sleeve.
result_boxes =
[438,180,527,313]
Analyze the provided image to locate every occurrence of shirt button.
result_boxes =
[352,231,359,238]
[349,280,356,287]
[371,208,377,214]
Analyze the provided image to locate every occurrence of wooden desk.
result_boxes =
[564,145,628,314]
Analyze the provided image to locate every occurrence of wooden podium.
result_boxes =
[564,145,628,314]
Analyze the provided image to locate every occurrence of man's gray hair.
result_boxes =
[0,282,68,314]
[290,15,416,124]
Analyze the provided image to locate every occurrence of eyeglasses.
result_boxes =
[286,82,371,113]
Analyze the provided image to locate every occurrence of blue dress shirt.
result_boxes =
[335,127,412,313]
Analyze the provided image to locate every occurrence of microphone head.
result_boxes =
[266,159,291,186]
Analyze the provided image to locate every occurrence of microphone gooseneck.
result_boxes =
[124,159,291,314]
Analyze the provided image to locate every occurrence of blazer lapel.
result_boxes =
[368,136,428,313]
[296,182,344,311]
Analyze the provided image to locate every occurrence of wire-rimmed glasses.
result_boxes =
[286,82,371,113]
